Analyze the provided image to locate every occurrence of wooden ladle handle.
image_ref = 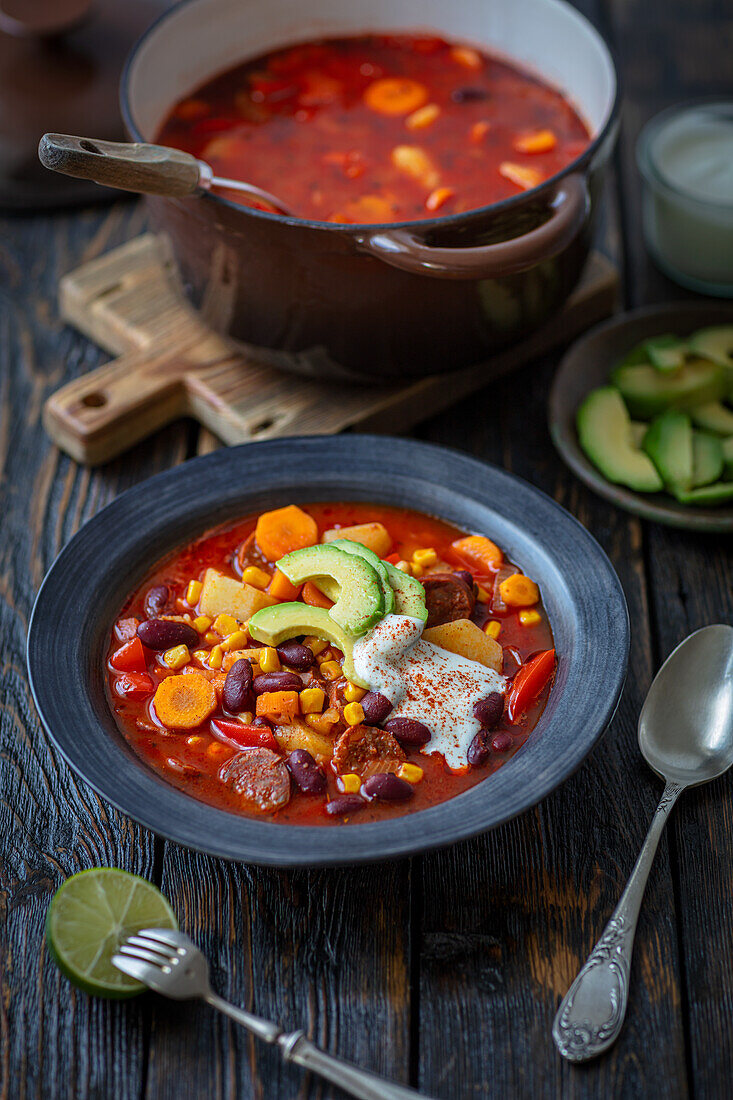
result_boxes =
[38,134,203,199]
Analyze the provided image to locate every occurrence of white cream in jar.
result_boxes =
[352,614,506,770]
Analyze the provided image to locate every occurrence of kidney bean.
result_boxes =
[250,716,273,729]
[491,732,513,753]
[472,692,504,729]
[223,659,254,713]
[144,584,169,619]
[137,618,198,651]
[325,794,366,816]
[253,671,302,695]
[286,749,327,795]
[276,642,314,671]
[452,86,489,103]
[360,691,393,725]
[384,717,431,747]
[454,569,476,593]
[363,772,414,802]
[467,729,492,767]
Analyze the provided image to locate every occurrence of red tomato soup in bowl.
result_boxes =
[107,503,555,825]
[157,33,590,223]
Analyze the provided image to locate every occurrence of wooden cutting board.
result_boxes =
[44,233,618,464]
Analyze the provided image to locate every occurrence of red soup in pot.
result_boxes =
[157,33,590,223]
[107,503,556,825]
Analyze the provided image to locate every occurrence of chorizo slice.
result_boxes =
[332,724,405,779]
[219,747,290,813]
[421,572,475,628]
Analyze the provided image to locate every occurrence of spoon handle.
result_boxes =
[552,779,684,1062]
[39,134,203,199]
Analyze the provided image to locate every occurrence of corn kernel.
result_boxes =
[343,682,366,703]
[241,566,271,590]
[186,735,204,747]
[207,742,228,758]
[398,762,424,784]
[405,103,440,130]
[519,609,542,627]
[185,579,203,605]
[306,711,337,735]
[498,162,543,191]
[259,647,281,673]
[222,629,248,652]
[412,547,438,568]
[395,560,412,574]
[304,636,328,656]
[411,562,424,578]
[451,45,481,69]
[343,701,365,726]
[476,586,490,604]
[163,644,190,670]
[485,620,502,639]
[208,644,223,670]
[320,660,343,680]
[191,649,209,666]
[300,687,325,714]
[213,613,238,636]
[204,630,220,645]
[238,711,254,724]
[192,615,212,634]
[339,773,361,794]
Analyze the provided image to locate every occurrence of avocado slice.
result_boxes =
[673,481,733,507]
[249,603,367,687]
[691,431,724,487]
[644,334,688,372]
[643,409,694,492]
[724,437,733,480]
[277,544,384,636]
[630,421,648,448]
[384,562,428,623]
[688,326,733,371]
[690,400,733,436]
[324,539,395,616]
[576,387,663,493]
[611,358,726,419]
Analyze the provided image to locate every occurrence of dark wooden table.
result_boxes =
[2,2,732,1096]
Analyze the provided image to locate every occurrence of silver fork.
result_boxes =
[112,928,427,1100]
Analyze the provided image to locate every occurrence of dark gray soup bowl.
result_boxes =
[27,437,629,866]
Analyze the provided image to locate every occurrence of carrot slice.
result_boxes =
[451,535,504,571]
[302,581,334,609]
[255,505,318,562]
[512,129,557,154]
[364,77,428,116]
[153,672,217,729]
[269,569,302,601]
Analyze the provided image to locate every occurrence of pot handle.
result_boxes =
[355,174,589,280]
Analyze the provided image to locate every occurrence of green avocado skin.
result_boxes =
[278,544,384,635]
[691,432,724,488]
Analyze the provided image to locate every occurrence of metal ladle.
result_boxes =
[553,623,733,1061]
[38,133,296,215]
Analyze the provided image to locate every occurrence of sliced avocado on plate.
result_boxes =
[321,539,395,616]
[249,603,367,686]
[688,325,733,371]
[723,437,733,480]
[643,409,694,492]
[673,481,733,507]
[384,561,428,622]
[611,357,726,420]
[691,431,724,487]
[277,544,384,635]
[644,334,688,372]
[690,400,733,436]
[630,421,648,448]
[576,387,663,492]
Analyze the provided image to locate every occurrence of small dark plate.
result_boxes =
[27,436,629,866]
[550,302,733,532]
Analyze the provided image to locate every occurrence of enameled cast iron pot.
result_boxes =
[121,0,619,381]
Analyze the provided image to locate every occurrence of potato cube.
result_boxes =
[423,618,502,674]
[274,719,334,761]
[323,522,392,557]
[199,568,277,621]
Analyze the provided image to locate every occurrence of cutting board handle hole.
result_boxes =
[82,391,107,408]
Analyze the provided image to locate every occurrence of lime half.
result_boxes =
[46,868,177,999]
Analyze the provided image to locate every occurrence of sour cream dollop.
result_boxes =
[352,615,506,770]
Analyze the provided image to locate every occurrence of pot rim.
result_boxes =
[120,0,621,235]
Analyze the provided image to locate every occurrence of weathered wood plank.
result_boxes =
[0,202,189,1100]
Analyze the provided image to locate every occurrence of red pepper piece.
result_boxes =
[110,636,147,674]
[507,649,556,722]
[210,718,278,752]
[115,672,155,700]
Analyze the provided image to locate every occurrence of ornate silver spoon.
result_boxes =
[553,623,733,1062]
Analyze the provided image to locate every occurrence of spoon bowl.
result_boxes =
[639,624,733,786]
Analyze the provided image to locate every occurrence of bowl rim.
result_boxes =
[119,0,621,234]
[27,436,629,866]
